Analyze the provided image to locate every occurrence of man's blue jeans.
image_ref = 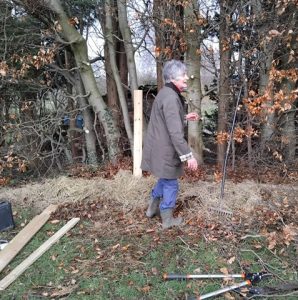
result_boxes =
[151,178,179,210]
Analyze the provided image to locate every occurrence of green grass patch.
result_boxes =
[1,206,297,300]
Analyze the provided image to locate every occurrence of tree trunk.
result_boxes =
[117,0,138,93]
[277,2,298,162]
[47,0,120,162]
[153,0,167,91]
[96,5,121,123]
[282,109,296,162]
[237,45,253,169]
[252,0,276,153]
[259,46,275,151]
[105,0,133,152]
[217,0,232,166]
[153,1,184,91]
[74,72,98,164]
[185,0,204,164]
[64,53,78,163]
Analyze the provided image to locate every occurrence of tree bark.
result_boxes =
[96,4,121,123]
[253,0,276,153]
[277,2,298,162]
[185,0,204,164]
[73,72,98,164]
[46,0,120,162]
[153,0,167,91]
[117,0,138,93]
[217,0,232,166]
[105,0,133,152]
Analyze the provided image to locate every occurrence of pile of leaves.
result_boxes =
[51,188,298,257]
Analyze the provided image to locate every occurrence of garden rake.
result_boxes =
[209,88,243,217]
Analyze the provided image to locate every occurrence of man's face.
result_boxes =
[172,72,189,92]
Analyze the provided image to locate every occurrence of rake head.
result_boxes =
[208,206,233,217]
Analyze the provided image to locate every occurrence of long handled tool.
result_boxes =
[163,272,269,282]
[190,280,251,300]
[163,271,271,299]
[164,273,244,280]
[210,88,243,217]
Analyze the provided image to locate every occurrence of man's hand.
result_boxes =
[187,157,198,171]
[185,112,200,121]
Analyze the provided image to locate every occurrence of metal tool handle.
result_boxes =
[220,87,242,202]
[188,280,251,300]
[163,273,244,280]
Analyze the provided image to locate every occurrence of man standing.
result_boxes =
[141,59,199,229]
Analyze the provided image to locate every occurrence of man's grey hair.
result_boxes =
[163,60,187,83]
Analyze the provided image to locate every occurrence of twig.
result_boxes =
[93,111,105,161]
[266,247,286,264]
[178,236,196,254]
[240,249,285,281]
[240,234,263,240]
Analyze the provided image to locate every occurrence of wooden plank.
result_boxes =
[133,89,143,177]
[0,204,58,274]
[0,217,80,290]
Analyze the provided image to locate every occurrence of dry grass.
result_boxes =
[1,169,297,221]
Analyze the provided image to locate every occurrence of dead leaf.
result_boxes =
[255,244,263,249]
[121,244,130,251]
[227,256,236,264]
[220,267,229,275]
[224,292,235,300]
[50,219,60,224]
[50,285,77,298]
[283,225,296,246]
[71,269,79,274]
[267,231,277,250]
[193,267,201,273]
[112,243,120,250]
[269,29,282,37]
[152,267,158,275]
[141,285,151,293]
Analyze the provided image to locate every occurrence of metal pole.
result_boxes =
[164,273,244,280]
[219,87,243,204]
[199,280,251,300]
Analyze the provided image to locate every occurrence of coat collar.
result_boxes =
[165,82,181,95]
[165,82,186,107]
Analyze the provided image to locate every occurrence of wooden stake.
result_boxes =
[133,89,143,177]
[0,204,58,274]
[0,217,80,290]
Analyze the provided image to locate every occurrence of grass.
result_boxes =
[0,205,297,300]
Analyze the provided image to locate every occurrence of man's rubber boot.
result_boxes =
[160,209,182,229]
[146,197,161,218]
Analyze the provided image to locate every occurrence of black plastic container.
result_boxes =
[0,201,15,231]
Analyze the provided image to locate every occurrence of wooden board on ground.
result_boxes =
[0,217,80,290]
[0,204,58,273]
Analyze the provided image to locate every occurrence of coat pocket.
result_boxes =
[163,146,180,167]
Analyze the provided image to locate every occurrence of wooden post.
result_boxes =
[0,218,80,290]
[133,90,143,177]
